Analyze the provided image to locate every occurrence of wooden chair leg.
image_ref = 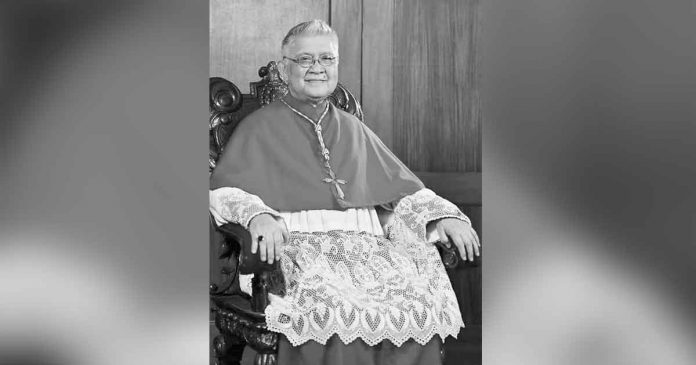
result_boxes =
[254,353,277,365]
[440,338,446,364]
[213,333,245,365]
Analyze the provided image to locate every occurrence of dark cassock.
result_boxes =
[210,93,470,365]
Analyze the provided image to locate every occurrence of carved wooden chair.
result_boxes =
[209,62,461,365]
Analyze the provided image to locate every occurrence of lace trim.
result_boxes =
[264,230,464,347]
[209,187,280,229]
[386,188,470,242]
[266,303,463,346]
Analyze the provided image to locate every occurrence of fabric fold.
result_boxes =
[278,208,384,235]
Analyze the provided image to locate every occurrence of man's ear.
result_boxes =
[277,60,288,83]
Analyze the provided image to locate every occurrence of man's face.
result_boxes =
[281,34,339,102]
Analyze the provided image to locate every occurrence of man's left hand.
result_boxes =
[432,218,480,262]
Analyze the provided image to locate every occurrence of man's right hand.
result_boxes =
[248,213,289,264]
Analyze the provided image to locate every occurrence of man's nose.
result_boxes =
[307,62,325,72]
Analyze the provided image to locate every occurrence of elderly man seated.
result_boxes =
[209,19,479,365]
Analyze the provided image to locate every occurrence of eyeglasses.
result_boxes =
[283,54,337,68]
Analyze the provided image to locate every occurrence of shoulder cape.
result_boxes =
[210,101,424,211]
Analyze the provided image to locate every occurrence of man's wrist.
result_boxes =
[250,212,272,224]
[245,211,279,229]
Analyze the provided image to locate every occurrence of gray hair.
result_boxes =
[281,19,338,56]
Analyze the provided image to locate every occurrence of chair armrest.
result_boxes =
[433,240,460,269]
[217,222,279,275]
[433,240,481,269]
[216,222,286,312]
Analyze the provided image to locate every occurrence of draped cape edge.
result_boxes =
[210,101,424,211]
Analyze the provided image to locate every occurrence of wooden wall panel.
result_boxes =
[362,0,394,147]
[416,172,481,205]
[210,0,329,92]
[393,0,481,172]
[330,0,362,102]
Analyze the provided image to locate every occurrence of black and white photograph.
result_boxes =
[2,1,696,365]
[208,1,482,364]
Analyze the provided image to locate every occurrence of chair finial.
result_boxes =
[250,61,288,105]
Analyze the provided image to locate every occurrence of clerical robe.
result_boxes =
[209,96,468,364]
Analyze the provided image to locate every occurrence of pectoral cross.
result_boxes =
[280,98,348,200]
[322,169,347,200]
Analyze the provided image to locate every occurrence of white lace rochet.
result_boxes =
[210,187,469,347]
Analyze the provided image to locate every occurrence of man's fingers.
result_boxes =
[451,234,467,261]
[258,234,267,262]
[266,234,276,264]
[436,224,450,247]
[281,221,290,243]
[471,226,481,247]
[469,231,480,257]
[273,231,284,262]
[459,233,474,261]
[282,229,290,244]
[251,233,258,254]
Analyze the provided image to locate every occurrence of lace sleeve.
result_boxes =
[385,188,470,242]
[209,187,280,229]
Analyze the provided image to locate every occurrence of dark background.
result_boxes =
[1,1,695,364]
